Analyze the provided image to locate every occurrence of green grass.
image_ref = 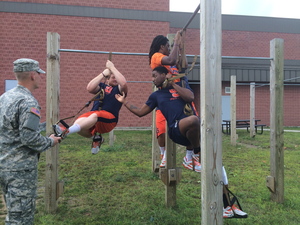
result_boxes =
[1,129,299,224]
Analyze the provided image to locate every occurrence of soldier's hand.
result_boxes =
[49,134,62,145]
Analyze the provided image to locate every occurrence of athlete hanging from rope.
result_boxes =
[53,59,128,154]
[149,29,199,171]
[148,3,248,218]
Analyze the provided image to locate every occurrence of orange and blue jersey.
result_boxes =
[150,52,179,75]
[145,86,196,146]
[150,52,197,137]
[77,83,123,135]
[91,83,122,122]
[146,84,194,127]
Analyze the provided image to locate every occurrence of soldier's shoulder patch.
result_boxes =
[30,107,41,117]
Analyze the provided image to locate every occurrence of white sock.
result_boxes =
[186,150,193,161]
[222,166,228,185]
[162,150,166,160]
[159,146,165,155]
[68,124,81,135]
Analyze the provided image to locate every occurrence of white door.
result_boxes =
[222,96,231,123]
[5,80,18,92]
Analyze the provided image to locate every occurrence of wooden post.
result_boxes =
[158,127,181,208]
[151,85,160,173]
[155,34,181,207]
[45,32,61,213]
[163,125,178,207]
[200,0,223,224]
[250,83,256,137]
[109,130,114,146]
[230,75,237,145]
[268,38,284,203]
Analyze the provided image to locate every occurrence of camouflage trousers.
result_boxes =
[0,169,37,225]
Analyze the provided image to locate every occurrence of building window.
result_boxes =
[225,87,231,94]
[5,80,17,92]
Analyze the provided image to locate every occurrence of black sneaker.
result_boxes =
[91,134,104,154]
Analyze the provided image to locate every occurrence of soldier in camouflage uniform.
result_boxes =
[0,58,61,225]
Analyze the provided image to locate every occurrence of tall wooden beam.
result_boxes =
[200,0,223,224]
[230,75,237,145]
[151,85,160,173]
[45,32,60,213]
[267,38,284,203]
[250,82,256,137]
[164,128,177,207]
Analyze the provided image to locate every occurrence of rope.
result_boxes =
[182,4,200,32]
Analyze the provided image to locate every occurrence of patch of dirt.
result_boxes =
[238,142,258,148]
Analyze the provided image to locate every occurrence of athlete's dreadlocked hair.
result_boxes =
[149,35,169,64]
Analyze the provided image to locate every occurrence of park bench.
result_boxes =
[222,119,266,135]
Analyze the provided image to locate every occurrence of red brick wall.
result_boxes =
[1,1,300,127]
[0,6,170,127]
[171,28,300,127]
[220,83,300,126]
[170,27,300,60]
[222,31,300,60]
[170,28,200,55]
[3,0,169,11]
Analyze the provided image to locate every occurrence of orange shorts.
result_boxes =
[155,109,166,138]
[78,110,117,135]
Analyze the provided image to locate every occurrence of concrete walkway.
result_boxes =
[264,129,300,133]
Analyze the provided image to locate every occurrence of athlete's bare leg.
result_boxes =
[74,113,98,138]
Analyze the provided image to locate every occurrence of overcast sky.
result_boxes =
[170,0,300,19]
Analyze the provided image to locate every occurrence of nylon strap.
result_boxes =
[224,185,244,211]
[56,88,104,125]
[188,55,198,73]
[57,49,113,127]
[162,54,198,88]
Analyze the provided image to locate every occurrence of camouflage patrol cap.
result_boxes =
[13,58,46,74]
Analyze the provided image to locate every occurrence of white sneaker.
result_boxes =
[91,146,100,154]
[232,205,248,218]
[223,206,234,218]
[223,205,248,218]
[182,157,201,172]
[192,153,200,162]
[91,135,104,154]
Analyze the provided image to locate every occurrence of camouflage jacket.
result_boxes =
[0,85,53,171]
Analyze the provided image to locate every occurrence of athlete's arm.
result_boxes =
[170,81,194,103]
[87,68,110,94]
[161,30,182,65]
[106,60,128,94]
[115,92,152,117]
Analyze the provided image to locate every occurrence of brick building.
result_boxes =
[1,0,300,127]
